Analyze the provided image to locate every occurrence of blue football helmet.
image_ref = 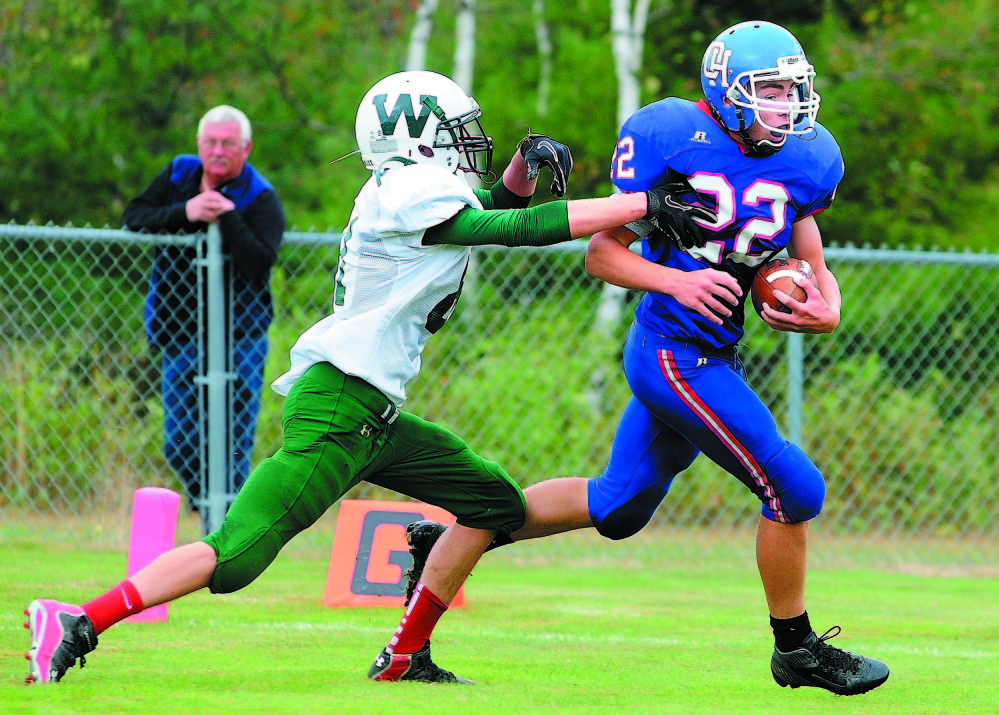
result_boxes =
[701,21,820,156]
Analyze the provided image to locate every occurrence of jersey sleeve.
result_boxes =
[609,99,686,194]
[610,123,664,193]
[610,100,694,237]
[796,125,845,219]
[424,201,570,247]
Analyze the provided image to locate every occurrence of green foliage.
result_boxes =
[807,354,999,532]
[816,258,999,409]
[810,2,999,249]
[0,0,410,229]
[4,0,999,249]
[1,339,167,511]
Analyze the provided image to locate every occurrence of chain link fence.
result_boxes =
[3,223,998,566]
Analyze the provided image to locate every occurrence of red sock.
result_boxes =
[82,579,145,634]
[389,582,447,655]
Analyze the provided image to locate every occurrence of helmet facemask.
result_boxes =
[725,58,821,156]
[423,95,493,178]
[700,22,822,158]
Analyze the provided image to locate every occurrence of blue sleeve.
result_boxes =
[798,128,845,218]
[610,100,682,193]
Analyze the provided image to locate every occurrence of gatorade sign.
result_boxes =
[322,500,465,608]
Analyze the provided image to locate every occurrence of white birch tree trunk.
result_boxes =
[452,0,476,93]
[589,0,653,413]
[453,0,480,194]
[533,0,552,116]
[406,0,439,71]
[611,0,649,129]
[452,0,481,323]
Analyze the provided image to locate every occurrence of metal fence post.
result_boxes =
[786,331,803,446]
[204,224,229,534]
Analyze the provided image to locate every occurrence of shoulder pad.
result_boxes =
[612,98,702,192]
[377,165,483,233]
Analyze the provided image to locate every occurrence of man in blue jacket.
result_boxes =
[123,105,286,513]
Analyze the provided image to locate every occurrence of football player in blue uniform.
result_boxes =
[406,21,890,695]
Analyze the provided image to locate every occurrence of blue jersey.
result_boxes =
[611,98,844,348]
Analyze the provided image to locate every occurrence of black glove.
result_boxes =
[644,181,717,250]
[519,134,574,197]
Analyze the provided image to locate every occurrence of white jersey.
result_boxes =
[271,163,481,405]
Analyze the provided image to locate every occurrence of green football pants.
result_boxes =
[203,361,527,594]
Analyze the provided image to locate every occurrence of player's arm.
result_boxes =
[473,173,533,212]
[424,192,649,248]
[762,215,841,334]
[585,225,741,326]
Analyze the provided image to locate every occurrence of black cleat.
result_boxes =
[367,641,474,684]
[771,626,889,696]
[403,520,447,606]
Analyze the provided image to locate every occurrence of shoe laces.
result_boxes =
[63,617,96,667]
[425,663,458,683]
[414,644,458,683]
[812,626,863,675]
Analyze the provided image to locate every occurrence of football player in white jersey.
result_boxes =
[24,70,697,686]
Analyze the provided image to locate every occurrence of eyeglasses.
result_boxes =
[199,138,242,151]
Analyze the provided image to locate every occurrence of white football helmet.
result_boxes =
[355,70,493,178]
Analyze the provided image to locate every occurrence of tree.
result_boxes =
[532,0,553,116]
[453,0,477,93]
[587,0,654,413]
[406,0,439,71]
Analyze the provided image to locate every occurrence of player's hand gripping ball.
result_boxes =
[751,258,818,317]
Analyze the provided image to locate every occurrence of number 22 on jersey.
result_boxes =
[613,137,790,267]
[686,174,788,267]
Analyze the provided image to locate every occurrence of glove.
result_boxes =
[519,133,574,197]
[644,181,717,250]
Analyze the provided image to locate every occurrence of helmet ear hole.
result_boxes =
[418,145,435,158]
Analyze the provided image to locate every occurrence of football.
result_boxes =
[751,257,817,317]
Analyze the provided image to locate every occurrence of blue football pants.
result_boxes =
[588,322,825,539]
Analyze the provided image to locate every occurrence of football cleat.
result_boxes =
[771,626,889,696]
[402,520,447,606]
[367,642,473,684]
[24,599,98,684]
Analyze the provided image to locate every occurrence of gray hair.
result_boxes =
[197,105,252,144]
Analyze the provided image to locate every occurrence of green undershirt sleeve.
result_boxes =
[424,201,572,248]
[473,180,533,211]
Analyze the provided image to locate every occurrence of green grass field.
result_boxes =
[2,524,998,715]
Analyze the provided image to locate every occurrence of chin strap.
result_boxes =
[375,156,418,185]
[715,103,782,158]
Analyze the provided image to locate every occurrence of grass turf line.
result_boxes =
[2,535,998,715]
